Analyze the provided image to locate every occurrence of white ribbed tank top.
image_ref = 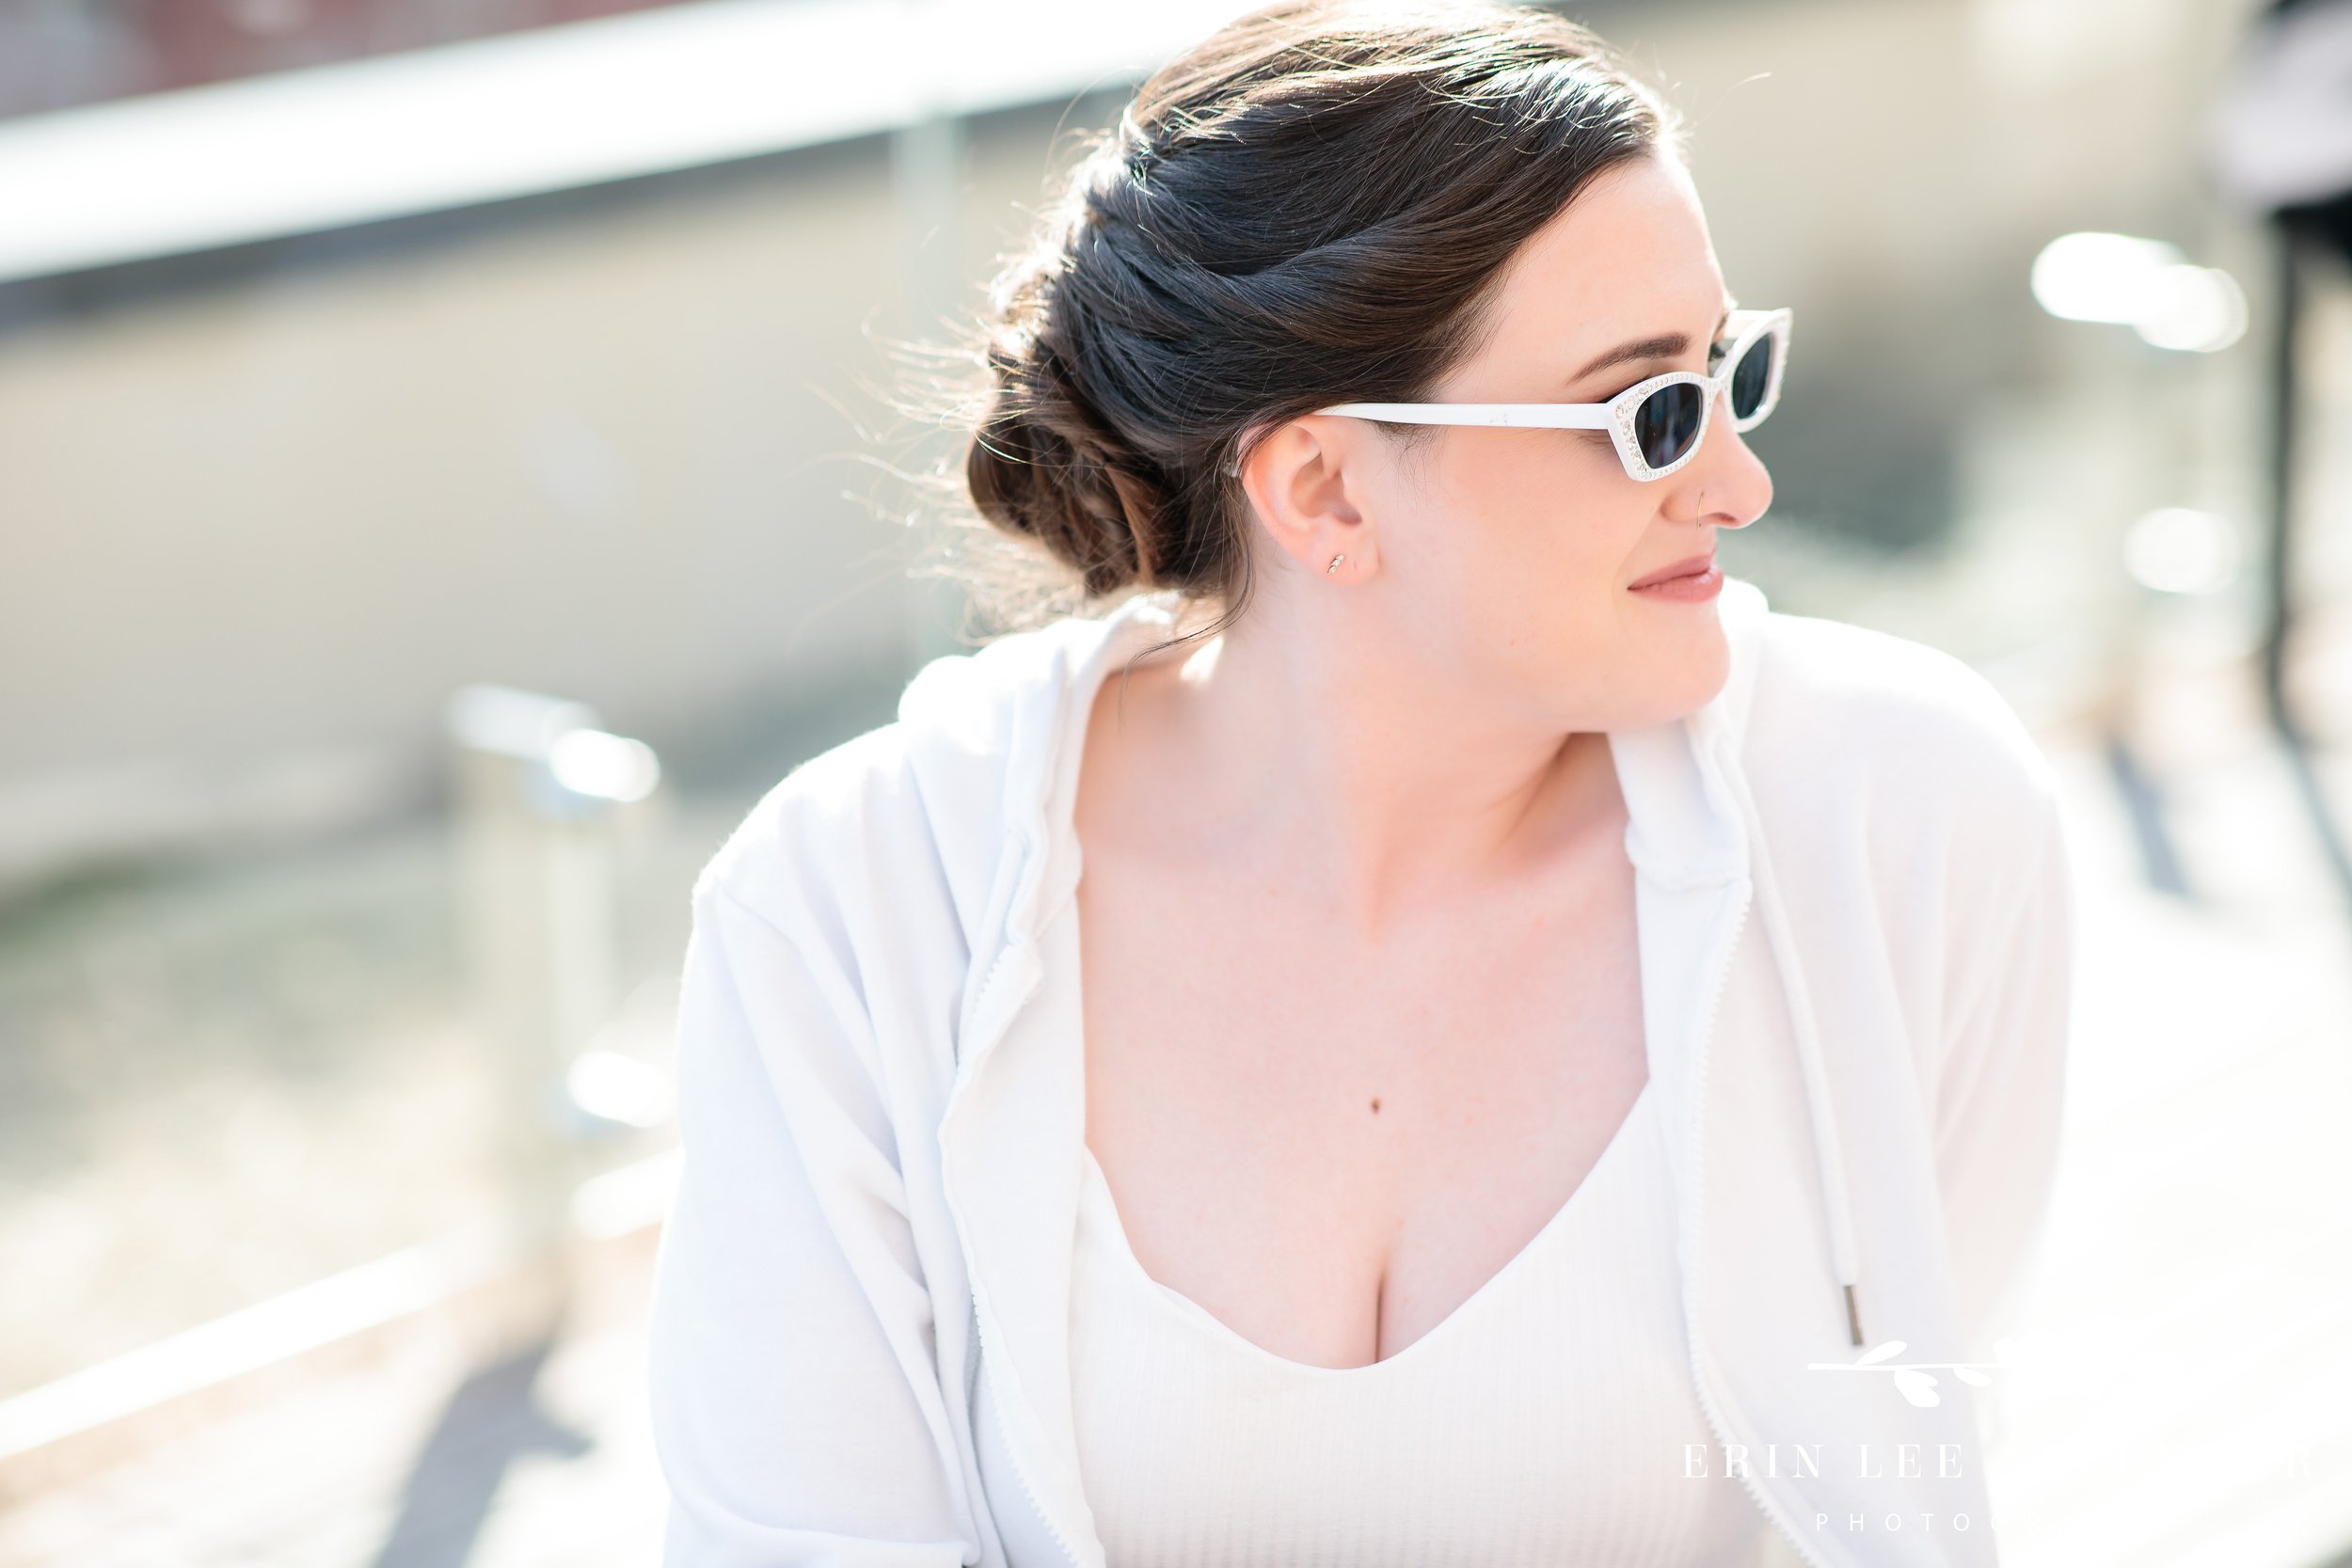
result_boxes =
[1067,1080,1772,1566]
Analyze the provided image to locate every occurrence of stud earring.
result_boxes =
[1327,553,1346,575]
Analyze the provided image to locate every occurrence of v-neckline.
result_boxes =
[1076,1077,1656,1378]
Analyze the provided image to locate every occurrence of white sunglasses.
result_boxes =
[1257,306,1791,483]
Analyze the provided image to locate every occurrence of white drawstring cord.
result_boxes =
[1728,755,1867,1347]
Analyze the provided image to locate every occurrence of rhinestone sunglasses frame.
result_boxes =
[1306,306,1792,483]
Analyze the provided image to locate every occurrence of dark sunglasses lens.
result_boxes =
[1633,382,1705,471]
[1729,332,1775,420]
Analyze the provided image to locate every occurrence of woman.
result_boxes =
[646,3,2075,1565]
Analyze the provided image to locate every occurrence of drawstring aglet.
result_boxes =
[1843,1284,1864,1348]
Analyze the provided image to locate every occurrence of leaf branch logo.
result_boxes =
[1805,1339,2006,1408]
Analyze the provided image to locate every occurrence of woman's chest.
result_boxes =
[1064,1082,1768,1568]
[1073,842,1653,1370]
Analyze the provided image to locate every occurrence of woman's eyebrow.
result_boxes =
[1567,298,1740,387]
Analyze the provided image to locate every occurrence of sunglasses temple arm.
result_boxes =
[1316,403,1615,430]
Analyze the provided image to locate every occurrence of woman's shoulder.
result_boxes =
[691,605,1139,951]
[1747,606,2065,823]
[692,720,924,925]
[1740,607,2072,913]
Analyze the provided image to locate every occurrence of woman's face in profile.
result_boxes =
[1340,150,1775,733]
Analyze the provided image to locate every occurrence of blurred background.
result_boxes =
[0,0,2347,1563]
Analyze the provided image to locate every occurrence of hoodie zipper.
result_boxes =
[1679,874,1839,1568]
[969,1287,1081,1568]
[942,932,1084,1568]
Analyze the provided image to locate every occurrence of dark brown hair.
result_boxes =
[951,0,1681,636]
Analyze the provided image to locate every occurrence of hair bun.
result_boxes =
[967,324,1166,599]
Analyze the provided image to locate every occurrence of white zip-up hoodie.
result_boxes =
[646,574,2075,1568]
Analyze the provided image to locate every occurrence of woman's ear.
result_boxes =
[1236,416,1381,581]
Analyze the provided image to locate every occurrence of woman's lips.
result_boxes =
[1628,552,1715,589]
[1627,559,1724,601]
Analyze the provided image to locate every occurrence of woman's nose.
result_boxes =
[1680,403,1772,528]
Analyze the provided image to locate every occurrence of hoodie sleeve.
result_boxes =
[1932,782,2076,1371]
[647,876,977,1568]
